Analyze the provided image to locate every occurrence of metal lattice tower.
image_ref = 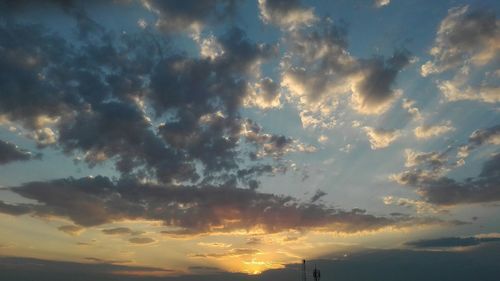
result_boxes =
[313,265,321,281]
[302,260,307,281]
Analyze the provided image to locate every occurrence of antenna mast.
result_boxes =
[313,264,321,281]
[302,260,307,281]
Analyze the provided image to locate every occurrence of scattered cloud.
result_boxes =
[310,189,327,203]
[392,124,500,206]
[374,0,391,8]
[0,140,36,165]
[258,0,317,30]
[281,19,410,127]
[58,225,84,236]
[414,122,455,139]
[421,5,500,103]
[102,227,134,235]
[383,196,441,214]
[143,0,238,34]
[402,99,422,121]
[129,237,155,245]
[421,6,499,76]
[406,236,500,248]
[245,77,281,109]
[363,127,401,149]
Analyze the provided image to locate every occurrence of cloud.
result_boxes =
[84,257,131,264]
[0,140,36,165]
[402,99,422,121]
[191,248,260,258]
[414,122,455,139]
[374,0,391,8]
[394,153,500,206]
[406,236,500,248]
[350,52,409,115]
[188,266,223,274]
[0,256,176,278]
[242,119,316,159]
[129,237,155,244]
[281,20,410,127]
[383,196,441,214]
[0,16,303,189]
[421,6,500,104]
[421,6,499,76]
[143,0,238,34]
[244,77,281,109]
[258,0,317,30]
[3,246,500,281]
[102,227,134,235]
[363,127,401,149]
[58,225,84,236]
[393,124,500,206]
[436,66,500,103]
[197,242,232,248]
[468,124,500,144]
[310,189,327,203]
[404,149,447,168]
[0,176,444,235]
[460,124,500,157]
[0,201,32,216]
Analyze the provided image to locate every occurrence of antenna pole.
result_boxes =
[302,260,307,281]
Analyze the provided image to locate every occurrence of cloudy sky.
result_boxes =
[0,0,499,280]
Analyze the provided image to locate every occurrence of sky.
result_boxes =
[0,0,499,280]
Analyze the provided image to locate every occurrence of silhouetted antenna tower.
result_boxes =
[302,259,307,281]
[313,264,321,281]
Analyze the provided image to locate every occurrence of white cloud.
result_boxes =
[374,0,391,8]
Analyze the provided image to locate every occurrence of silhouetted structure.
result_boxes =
[302,260,321,281]
[313,264,321,281]
[302,260,307,281]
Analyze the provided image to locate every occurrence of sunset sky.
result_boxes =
[0,0,499,280]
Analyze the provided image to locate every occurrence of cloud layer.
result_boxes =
[0,176,444,235]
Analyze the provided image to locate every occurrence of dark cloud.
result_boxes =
[0,256,176,281]
[84,257,132,264]
[310,189,327,203]
[469,125,500,145]
[0,176,443,235]
[406,236,500,248]
[394,125,500,206]
[188,266,223,273]
[417,153,500,205]
[102,227,133,235]
[128,237,155,244]
[0,201,32,216]
[0,13,294,187]
[394,153,500,205]
[242,119,315,159]
[0,22,72,130]
[352,50,410,113]
[0,140,35,165]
